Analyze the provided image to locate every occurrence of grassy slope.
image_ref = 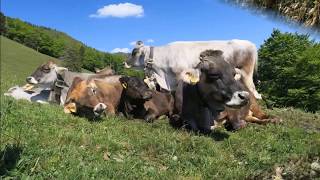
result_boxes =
[1,36,320,179]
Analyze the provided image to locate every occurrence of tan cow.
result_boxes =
[64,76,122,118]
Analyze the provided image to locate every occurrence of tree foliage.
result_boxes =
[258,29,320,112]
[1,14,130,74]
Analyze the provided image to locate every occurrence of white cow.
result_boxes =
[125,40,262,99]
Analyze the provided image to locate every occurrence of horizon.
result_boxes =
[2,0,319,53]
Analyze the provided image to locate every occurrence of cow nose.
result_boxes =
[26,76,38,84]
[225,91,249,108]
[238,91,249,101]
[93,103,107,116]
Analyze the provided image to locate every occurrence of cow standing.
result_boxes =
[125,40,262,99]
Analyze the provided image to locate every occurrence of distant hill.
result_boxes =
[0,12,126,73]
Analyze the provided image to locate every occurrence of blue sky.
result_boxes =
[2,0,319,53]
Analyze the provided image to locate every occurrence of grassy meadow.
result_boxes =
[1,36,320,179]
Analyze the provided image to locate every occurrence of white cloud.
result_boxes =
[146,39,154,43]
[111,48,130,53]
[90,3,144,18]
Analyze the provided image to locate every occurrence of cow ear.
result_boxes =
[119,76,129,83]
[55,67,68,74]
[48,60,56,69]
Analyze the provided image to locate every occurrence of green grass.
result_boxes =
[1,36,320,179]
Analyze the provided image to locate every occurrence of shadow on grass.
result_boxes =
[0,144,23,176]
[209,130,230,141]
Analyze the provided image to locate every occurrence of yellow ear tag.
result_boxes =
[188,73,199,84]
[64,103,77,114]
[22,83,35,91]
[122,83,127,89]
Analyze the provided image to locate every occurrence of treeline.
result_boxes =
[258,29,320,112]
[0,12,142,76]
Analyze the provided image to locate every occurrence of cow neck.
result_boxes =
[195,83,209,108]
[56,73,69,87]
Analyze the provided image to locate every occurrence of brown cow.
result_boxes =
[64,76,122,118]
[118,76,175,122]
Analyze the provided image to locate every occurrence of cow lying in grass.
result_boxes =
[171,50,250,134]
[119,76,174,122]
[212,75,281,130]
[63,75,122,118]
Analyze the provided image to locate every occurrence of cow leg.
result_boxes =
[241,67,262,100]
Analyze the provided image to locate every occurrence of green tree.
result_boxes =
[258,29,320,112]
[61,47,82,72]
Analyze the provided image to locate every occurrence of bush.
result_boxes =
[258,30,320,112]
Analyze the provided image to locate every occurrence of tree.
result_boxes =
[0,12,6,35]
[61,47,82,72]
[258,29,320,112]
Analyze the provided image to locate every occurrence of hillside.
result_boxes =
[1,13,126,73]
[1,35,320,179]
[0,36,59,86]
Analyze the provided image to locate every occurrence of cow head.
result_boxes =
[125,41,147,69]
[196,50,249,111]
[119,76,152,100]
[26,61,68,88]
[64,77,108,118]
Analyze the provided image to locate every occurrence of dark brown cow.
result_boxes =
[118,76,174,122]
[64,76,122,118]
[171,50,250,134]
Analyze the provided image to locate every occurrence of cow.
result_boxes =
[63,75,122,118]
[4,86,50,104]
[125,40,262,100]
[212,74,281,130]
[171,50,250,134]
[118,76,175,122]
[26,61,113,105]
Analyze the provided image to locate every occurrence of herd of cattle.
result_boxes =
[5,39,281,134]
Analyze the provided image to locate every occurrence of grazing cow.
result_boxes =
[172,50,250,134]
[26,61,112,105]
[63,76,122,118]
[118,76,174,122]
[125,40,262,99]
[4,86,50,104]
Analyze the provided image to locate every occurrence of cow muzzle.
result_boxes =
[26,76,38,84]
[93,103,107,117]
[225,91,249,109]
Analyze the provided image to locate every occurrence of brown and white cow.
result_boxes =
[26,61,115,105]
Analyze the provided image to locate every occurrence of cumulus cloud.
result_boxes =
[111,48,130,53]
[90,3,144,18]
